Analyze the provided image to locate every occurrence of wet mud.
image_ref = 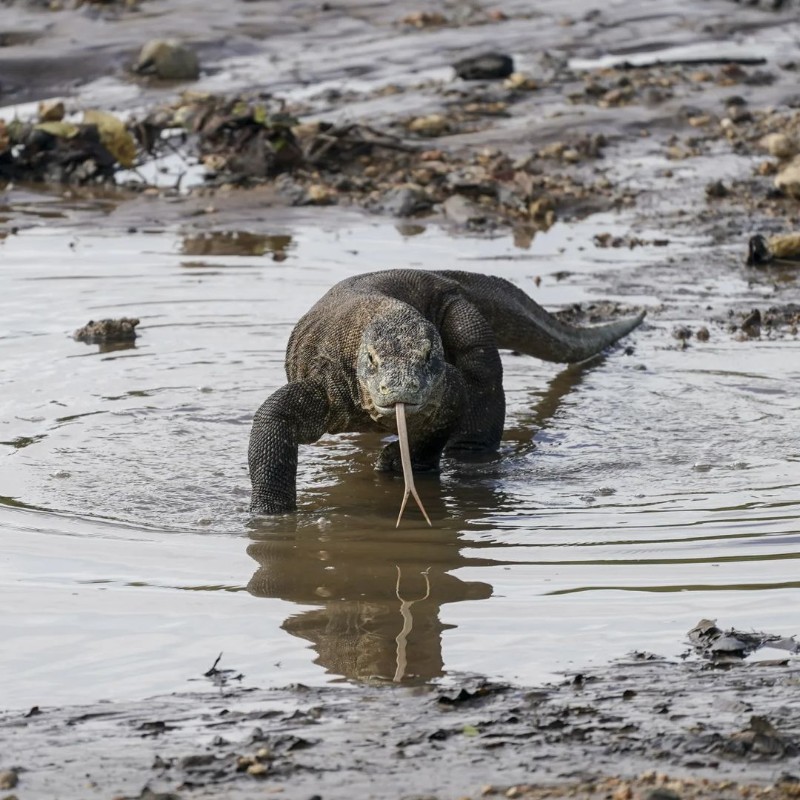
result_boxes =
[2,642,799,799]
[2,0,800,797]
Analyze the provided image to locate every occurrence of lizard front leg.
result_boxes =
[438,297,505,453]
[248,381,330,514]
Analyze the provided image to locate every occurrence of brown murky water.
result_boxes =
[2,189,798,711]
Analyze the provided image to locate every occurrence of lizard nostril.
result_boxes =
[379,381,390,395]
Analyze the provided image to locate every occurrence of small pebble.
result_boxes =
[0,770,18,790]
[705,180,729,199]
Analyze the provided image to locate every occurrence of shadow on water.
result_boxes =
[504,354,604,456]
[243,357,606,685]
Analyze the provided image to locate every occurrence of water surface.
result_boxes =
[1,195,798,709]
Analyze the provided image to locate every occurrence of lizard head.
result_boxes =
[357,309,445,419]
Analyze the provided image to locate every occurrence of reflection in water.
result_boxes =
[395,223,426,238]
[0,434,46,450]
[246,527,494,684]
[97,339,138,355]
[72,339,138,355]
[245,359,607,684]
[181,230,293,260]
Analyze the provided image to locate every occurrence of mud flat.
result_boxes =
[2,647,799,800]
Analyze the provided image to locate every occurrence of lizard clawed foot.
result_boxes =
[395,402,432,528]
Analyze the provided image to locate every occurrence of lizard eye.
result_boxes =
[367,351,377,367]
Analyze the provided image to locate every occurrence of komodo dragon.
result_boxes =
[248,269,645,522]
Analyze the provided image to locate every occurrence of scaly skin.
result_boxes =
[249,269,645,514]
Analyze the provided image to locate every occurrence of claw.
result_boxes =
[395,402,432,527]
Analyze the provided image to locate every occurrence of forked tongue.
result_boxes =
[395,402,432,527]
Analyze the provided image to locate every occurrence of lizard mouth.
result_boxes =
[372,401,421,417]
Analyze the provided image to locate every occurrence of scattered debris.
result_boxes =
[688,618,800,665]
[593,232,669,248]
[723,305,800,337]
[0,112,133,184]
[724,716,798,759]
[203,652,244,687]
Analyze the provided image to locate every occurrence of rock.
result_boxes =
[687,114,712,128]
[504,72,537,90]
[761,132,797,160]
[766,232,800,260]
[400,11,448,27]
[528,196,554,226]
[741,308,762,335]
[0,770,18,789]
[774,155,800,198]
[705,180,729,199]
[304,184,336,205]
[443,194,486,226]
[672,326,692,341]
[383,186,431,217]
[613,784,634,800]
[747,234,773,266]
[38,99,65,122]
[757,160,778,176]
[600,87,633,107]
[73,318,139,343]
[539,141,567,159]
[133,39,199,80]
[646,790,681,800]
[696,327,710,342]
[453,53,514,81]
[727,105,752,124]
[180,753,216,769]
[407,114,450,137]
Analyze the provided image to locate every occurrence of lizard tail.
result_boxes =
[507,308,646,363]
[438,270,646,364]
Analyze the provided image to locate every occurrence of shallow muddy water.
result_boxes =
[1,190,798,711]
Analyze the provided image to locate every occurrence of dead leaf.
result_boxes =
[35,121,80,138]
[83,110,137,168]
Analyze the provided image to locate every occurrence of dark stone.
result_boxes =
[383,187,431,218]
[705,180,729,199]
[453,53,514,80]
[646,790,681,800]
